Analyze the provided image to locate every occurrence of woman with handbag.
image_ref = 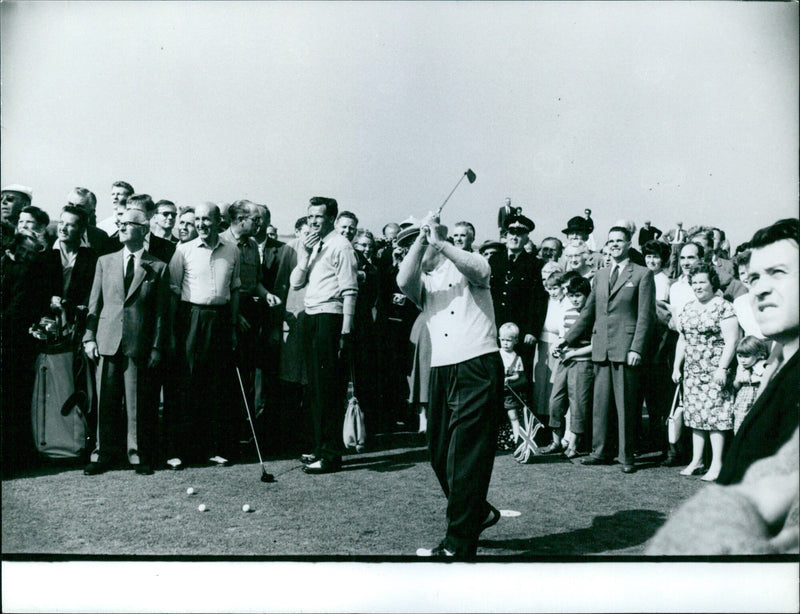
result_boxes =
[671,262,740,482]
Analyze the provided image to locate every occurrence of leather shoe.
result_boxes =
[660,455,681,467]
[581,456,611,466]
[300,453,319,465]
[83,462,108,476]
[540,442,563,454]
[622,464,637,474]
[480,504,500,534]
[134,464,154,475]
[416,542,456,559]
[564,446,578,459]
[303,458,342,474]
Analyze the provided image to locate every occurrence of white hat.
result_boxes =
[1,184,33,200]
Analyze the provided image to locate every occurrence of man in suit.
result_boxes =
[489,214,547,385]
[561,225,655,473]
[497,197,513,239]
[82,209,170,475]
[717,218,799,485]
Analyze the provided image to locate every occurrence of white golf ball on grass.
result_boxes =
[242,504,251,513]
[186,487,195,495]
[197,504,207,512]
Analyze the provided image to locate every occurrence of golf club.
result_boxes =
[435,168,476,217]
[235,365,275,483]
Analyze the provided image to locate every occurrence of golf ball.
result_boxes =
[242,504,251,513]
[197,504,207,512]
[186,487,194,495]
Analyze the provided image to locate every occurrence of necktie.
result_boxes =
[124,254,135,294]
[609,265,619,290]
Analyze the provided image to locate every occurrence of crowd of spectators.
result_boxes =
[1,183,798,552]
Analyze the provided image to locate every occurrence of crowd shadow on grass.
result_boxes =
[342,447,431,473]
[480,509,666,556]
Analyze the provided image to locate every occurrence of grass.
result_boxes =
[1,431,705,558]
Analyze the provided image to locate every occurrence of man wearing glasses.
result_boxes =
[82,208,170,476]
[151,200,179,244]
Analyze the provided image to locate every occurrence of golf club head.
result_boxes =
[261,467,276,483]
[466,168,476,184]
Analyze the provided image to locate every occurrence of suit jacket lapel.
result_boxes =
[125,252,150,302]
[609,265,632,298]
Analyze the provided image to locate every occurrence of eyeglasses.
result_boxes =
[116,222,147,229]
[158,211,177,218]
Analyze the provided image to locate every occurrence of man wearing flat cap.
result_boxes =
[1,185,33,226]
[489,214,548,389]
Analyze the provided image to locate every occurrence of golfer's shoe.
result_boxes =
[302,458,341,474]
[166,457,183,470]
[480,504,501,534]
[415,542,456,558]
[300,453,318,465]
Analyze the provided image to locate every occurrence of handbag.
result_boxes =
[666,386,684,445]
[342,363,366,452]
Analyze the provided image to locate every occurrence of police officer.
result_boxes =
[488,214,548,387]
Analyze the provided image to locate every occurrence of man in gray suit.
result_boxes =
[561,226,655,473]
[82,209,170,475]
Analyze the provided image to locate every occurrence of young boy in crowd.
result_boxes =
[544,275,594,457]
[498,322,525,450]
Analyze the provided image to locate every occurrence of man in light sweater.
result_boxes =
[398,212,503,559]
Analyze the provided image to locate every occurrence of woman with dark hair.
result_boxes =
[642,240,672,302]
[672,261,739,481]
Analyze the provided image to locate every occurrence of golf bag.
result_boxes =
[31,346,92,459]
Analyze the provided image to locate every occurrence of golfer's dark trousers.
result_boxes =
[169,302,237,463]
[428,351,503,556]
[303,312,347,462]
[590,361,641,465]
[235,294,261,438]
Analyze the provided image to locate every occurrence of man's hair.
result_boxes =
[688,261,721,291]
[608,226,632,242]
[734,248,751,269]
[382,222,400,235]
[112,181,134,195]
[127,193,156,214]
[498,322,520,339]
[70,187,97,209]
[560,270,583,287]
[541,236,563,250]
[155,199,176,211]
[454,221,475,238]
[566,275,591,297]
[20,205,50,228]
[256,203,271,222]
[309,196,338,219]
[681,241,705,259]
[642,239,670,262]
[178,205,195,217]
[545,271,565,287]
[228,200,254,223]
[735,335,770,360]
[61,205,88,228]
[294,216,308,232]
[336,210,359,226]
[750,218,799,250]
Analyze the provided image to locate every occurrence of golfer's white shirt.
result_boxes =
[422,258,498,367]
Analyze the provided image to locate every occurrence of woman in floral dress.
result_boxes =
[672,262,740,482]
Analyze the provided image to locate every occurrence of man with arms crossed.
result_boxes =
[398,212,503,559]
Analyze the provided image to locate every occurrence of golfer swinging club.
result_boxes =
[397,211,503,559]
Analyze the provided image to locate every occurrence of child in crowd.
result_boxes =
[498,322,525,450]
[732,336,770,434]
[544,275,594,457]
[531,272,566,423]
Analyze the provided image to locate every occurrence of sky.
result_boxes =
[1,1,797,249]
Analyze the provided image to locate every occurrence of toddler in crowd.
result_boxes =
[544,275,593,457]
[498,322,525,450]
[732,336,770,434]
